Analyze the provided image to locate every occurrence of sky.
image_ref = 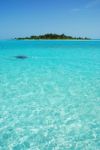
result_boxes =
[0,0,100,39]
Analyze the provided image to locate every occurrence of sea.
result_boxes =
[0,40,100,150]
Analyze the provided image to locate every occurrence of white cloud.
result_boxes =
[71,0,100,13]
[86,0,100,8]
[71,8,80,12]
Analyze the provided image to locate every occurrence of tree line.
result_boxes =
[16,33,90,40]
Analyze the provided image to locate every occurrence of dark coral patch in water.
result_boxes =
[15,55,28,59]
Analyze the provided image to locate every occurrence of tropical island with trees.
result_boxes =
[15,33,90,40]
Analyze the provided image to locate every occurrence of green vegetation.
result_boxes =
[15,33,90,40]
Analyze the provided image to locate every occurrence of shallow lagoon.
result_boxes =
[0,40,100,150]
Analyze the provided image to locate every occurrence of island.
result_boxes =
[15,33,90,40]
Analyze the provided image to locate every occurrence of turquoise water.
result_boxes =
[0,40,100,150]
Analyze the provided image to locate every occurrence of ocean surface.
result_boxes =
[0,40,100,150]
